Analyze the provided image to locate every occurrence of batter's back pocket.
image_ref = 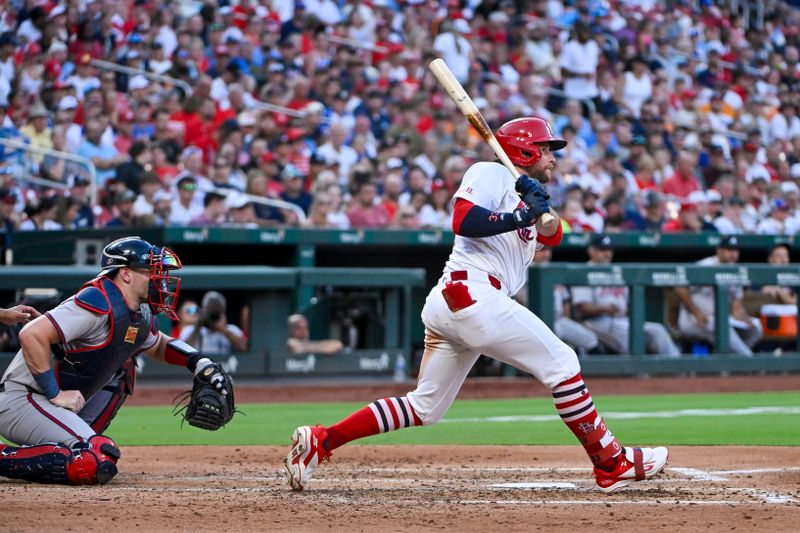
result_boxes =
[442,281,475,312]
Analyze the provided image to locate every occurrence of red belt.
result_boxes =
[449,270,502,290]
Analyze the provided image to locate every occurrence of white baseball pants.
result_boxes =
[408,272,580,425]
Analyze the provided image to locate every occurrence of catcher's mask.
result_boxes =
[100,236,182,320]
[496,117,567,167]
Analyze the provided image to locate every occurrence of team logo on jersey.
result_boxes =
[517,227,535,242]
[124,326,139,343]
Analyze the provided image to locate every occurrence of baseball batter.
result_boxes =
[285,117,668,493]
[0,236,233,485]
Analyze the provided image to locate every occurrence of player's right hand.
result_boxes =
[515,175,551,220]
[51,390,86,413]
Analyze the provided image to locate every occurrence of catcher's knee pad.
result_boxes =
[67,435,121,485]
[0,442,72,484]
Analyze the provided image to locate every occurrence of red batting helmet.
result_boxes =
[496,117,567,167]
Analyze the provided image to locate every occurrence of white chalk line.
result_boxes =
[440,406,800,424]
[670,467,729,481]
[713,467,800,475]
[47,485,787,506]
[130,466,800,483]
[735,488,797,504]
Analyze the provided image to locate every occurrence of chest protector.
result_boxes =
[51,276,153,401]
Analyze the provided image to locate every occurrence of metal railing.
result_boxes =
[328,35,389,54]
[90,59,193,97]
[0,139,301,224]
[94,57,330,126]
[207,186,307,225]
[0,138,98,205]
[249,100,308,119]
[671,118,748,140]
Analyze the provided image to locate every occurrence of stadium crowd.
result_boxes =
[0,0,799,235]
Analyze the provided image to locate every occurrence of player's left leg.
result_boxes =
[285,332,479,491]
[643,321,681,357]
[478,297,668,492]
[0,388,121,485]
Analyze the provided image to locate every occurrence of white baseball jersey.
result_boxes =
[686,255,743,315]
[444,162,539,296]
[571,284,629,316]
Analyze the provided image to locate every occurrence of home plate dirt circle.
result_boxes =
[1,445,798,532]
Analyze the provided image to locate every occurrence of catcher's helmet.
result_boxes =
[99,236,182,320]
[496,117,567,167]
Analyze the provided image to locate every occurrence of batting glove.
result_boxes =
[515,175,551,220]
[515,175,549,199]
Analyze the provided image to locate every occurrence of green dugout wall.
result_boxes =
[1,229,799,376]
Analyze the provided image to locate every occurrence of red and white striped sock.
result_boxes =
[324,396,423,452]
[552,373,622,471]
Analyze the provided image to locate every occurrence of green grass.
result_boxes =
[109,391,800,446]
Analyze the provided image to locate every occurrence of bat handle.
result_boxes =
[540,212,555,228]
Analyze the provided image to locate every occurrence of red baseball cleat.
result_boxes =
[284,425,331,491]
[593,446,669,493]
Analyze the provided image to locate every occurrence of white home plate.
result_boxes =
[490,482,577,489]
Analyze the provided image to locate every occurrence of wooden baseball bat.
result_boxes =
[428,58,555,228]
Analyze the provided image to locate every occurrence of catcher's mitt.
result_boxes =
[174,362,235,430]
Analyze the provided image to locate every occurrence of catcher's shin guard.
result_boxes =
[0,442,72,483]
[0,435,120,485]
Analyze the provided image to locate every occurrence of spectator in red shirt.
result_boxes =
[184,98,218,160]
[347,181,391,229]
[662,151,703,199]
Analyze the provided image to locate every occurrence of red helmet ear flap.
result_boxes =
[496,117,564,167]
[520,145,542,166]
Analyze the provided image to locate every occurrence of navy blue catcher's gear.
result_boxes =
[53,277,153,402]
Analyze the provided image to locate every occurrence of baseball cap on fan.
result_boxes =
[589,233,613,250]
[718,235,740,250]
[58,95,78,111]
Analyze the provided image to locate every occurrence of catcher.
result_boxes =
[0,236,235,485]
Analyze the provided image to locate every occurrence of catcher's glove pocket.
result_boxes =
[173,362,237,431]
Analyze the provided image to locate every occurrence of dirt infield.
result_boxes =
[2,375,798,532]
[1,446,798,532]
